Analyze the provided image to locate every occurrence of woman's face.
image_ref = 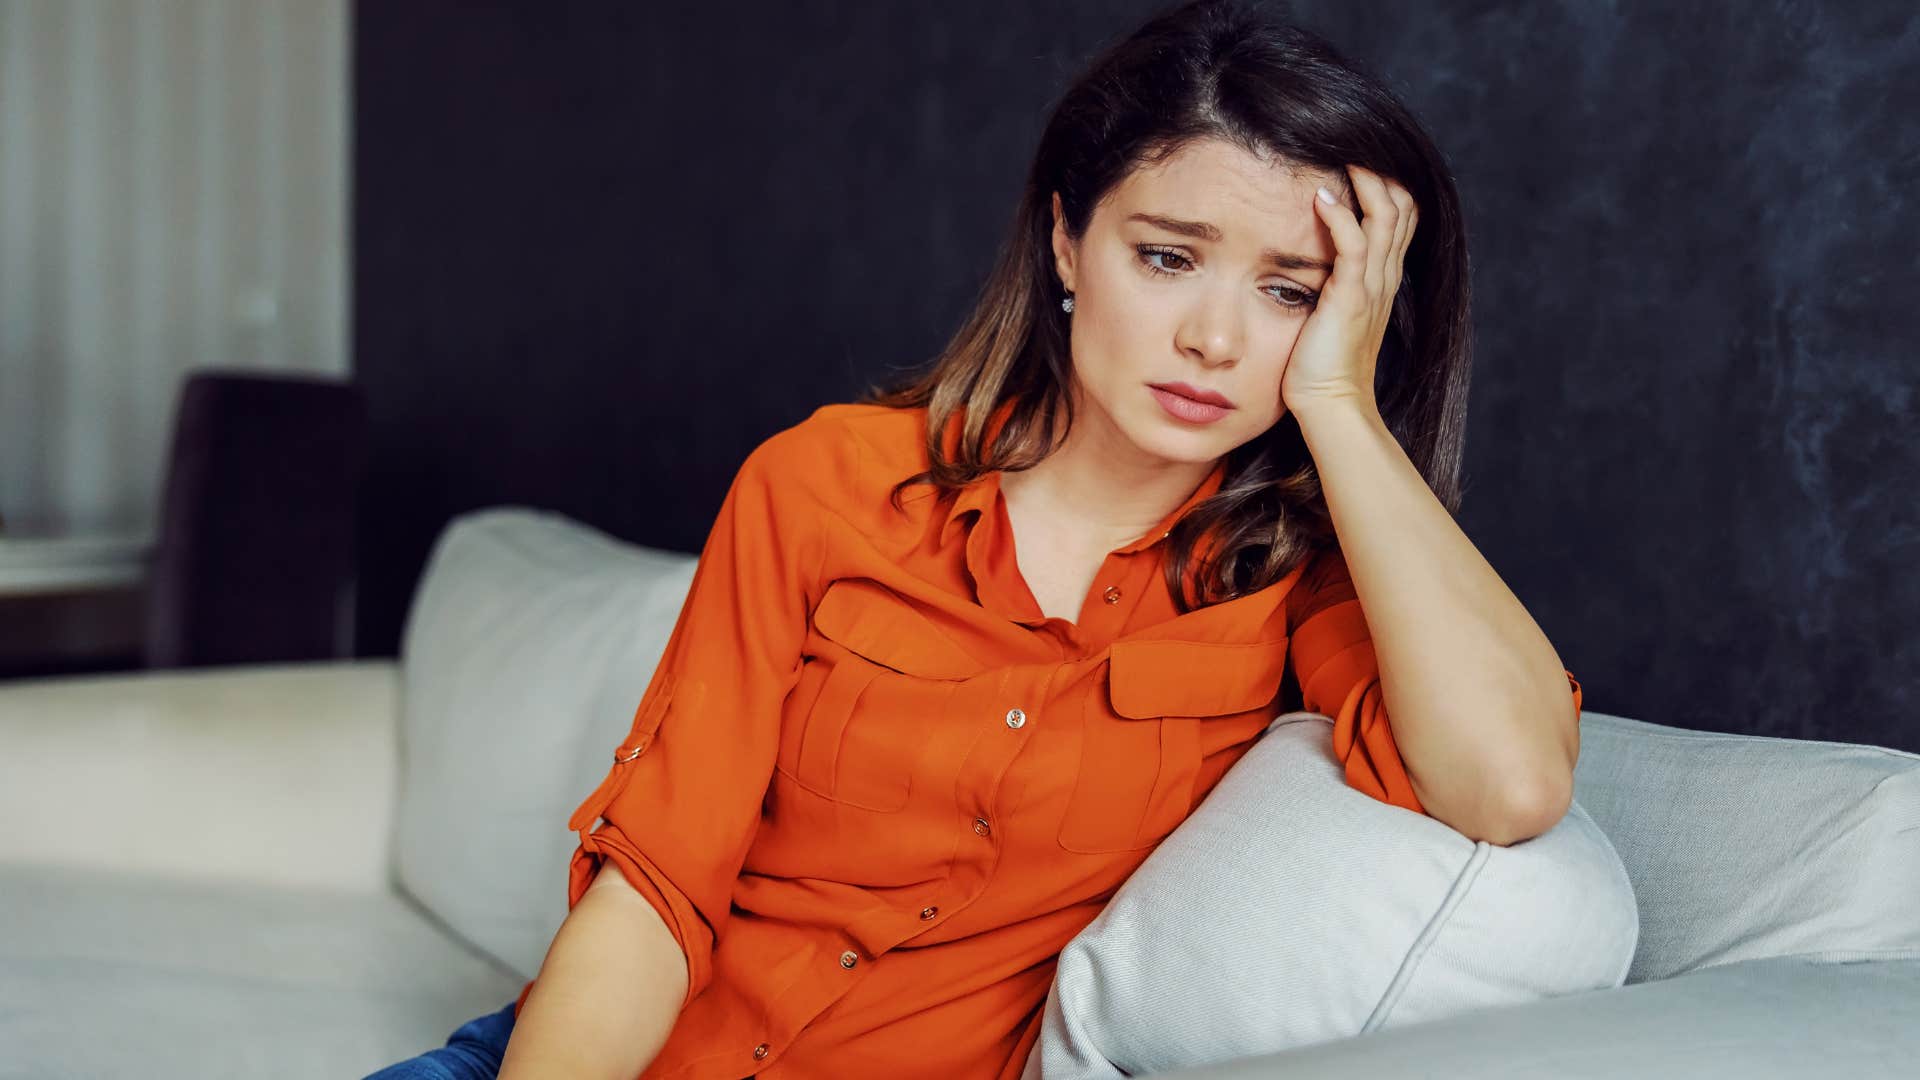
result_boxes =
[1051,135,1347,467]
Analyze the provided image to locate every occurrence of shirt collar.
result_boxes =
[936,399,1017,548]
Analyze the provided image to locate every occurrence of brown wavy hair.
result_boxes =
[865,0,1474,613]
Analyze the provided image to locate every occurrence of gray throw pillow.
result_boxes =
[394,507,699,979]
[1026,710,1638,1079]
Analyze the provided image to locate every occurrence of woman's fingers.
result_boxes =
[1388,184,1417,295]
[1345,165,1400,300]
[1313,184,1370,320]
[1350,165,1419,307]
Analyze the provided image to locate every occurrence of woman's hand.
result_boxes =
[1279,163,1418,417]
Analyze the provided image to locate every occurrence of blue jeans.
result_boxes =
[363,1002,518,1079]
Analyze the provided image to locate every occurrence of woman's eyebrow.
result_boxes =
[1125,212,1332,273]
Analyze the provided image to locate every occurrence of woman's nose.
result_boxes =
[1174,287,1244,367]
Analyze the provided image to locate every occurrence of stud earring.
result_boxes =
[1061,294,1075,313]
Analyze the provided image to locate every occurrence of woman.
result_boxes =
[369,0,1582,1076]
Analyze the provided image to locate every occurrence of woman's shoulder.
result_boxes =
[794,400,928,460]
[741,400,934,518]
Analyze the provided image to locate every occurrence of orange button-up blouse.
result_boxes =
[511,400,1580,1078]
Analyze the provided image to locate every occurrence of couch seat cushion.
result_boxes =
[0,862,522,1079]
[1158,954,1920,1079]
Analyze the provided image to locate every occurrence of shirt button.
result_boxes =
[972,817,991,837]
[839,949,860,969]
[1102,585,1122,604]
[1005,707,1026,729]
[920,906,938,920]
[752,1043,770,1060]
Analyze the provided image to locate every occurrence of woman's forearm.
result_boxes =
[1294,394,1578,843]
[499,863,690,1080]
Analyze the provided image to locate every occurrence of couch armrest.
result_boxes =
[0,659,400,893]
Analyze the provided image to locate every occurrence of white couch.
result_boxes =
[3,507,1917,1078]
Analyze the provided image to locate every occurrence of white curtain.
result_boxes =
[0,0,348,537]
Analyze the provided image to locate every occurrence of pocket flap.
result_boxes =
[811,578,982,681]
[1107,637,1288,719]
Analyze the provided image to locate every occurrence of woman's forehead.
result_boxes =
[1099,138,1341,255]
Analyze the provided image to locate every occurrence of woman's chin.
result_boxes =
[1121,415,1235,466]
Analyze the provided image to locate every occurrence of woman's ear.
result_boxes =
[1050,191,1077,293]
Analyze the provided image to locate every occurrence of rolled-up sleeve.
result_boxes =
[1286,549,1584,818]
[1285,548,1425,815]
[558,435,824,1009]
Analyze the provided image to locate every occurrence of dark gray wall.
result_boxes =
[352,1,1919,750]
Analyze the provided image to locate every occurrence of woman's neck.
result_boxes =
[999,400,1218,552]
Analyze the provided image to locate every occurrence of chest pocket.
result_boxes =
[778,577,982,813]
[1057,636,1288,853]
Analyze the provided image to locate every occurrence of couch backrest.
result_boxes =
[392,507,1920,986]
[393,507,697,979]
[1571,712,1920,982]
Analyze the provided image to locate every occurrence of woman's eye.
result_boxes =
[1135,245,1317,310]
[1136,246,1192,274]
[1266,285,1317,309]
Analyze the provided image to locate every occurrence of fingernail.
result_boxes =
[1316,187,1335,205]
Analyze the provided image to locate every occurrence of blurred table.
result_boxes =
[0,532,153,597]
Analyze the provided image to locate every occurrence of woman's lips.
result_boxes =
[1148,383,1234,424]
